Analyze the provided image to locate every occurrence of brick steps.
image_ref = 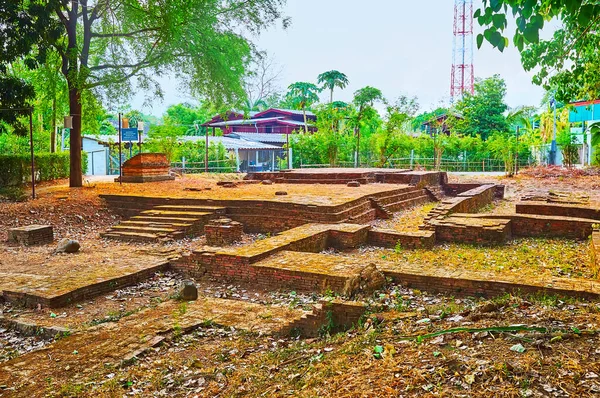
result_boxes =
[100,231,168,242]
[153,205,227,214]
[121,220,193,228]
[103,206,222,242]
[131,216,200,223]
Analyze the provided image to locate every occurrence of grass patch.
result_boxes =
[362,237,593,280]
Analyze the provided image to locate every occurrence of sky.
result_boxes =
[134,0,550,117]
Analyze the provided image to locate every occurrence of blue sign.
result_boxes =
[121,128,139,142]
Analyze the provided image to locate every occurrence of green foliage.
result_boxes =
[476,1,600,102]
[557,131,579,168]
[317,70,349,103]
[487,131,528,176]
[449,75,509,141]
[412,107,448,131]
[372,95,419,166]
[1,0,287,186]
[286,82,321,133]
[0,152,75,187]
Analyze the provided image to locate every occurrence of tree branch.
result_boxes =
[90,26,161,39]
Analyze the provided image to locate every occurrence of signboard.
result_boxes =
[121,128,139,142]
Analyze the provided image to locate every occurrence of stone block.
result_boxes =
[8,225,53,246]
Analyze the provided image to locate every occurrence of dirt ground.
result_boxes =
[1,170,600,397]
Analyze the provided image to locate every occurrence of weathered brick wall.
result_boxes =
[278,299,367,337]
[383,270,599,300]
[433,217,512,245]
[422,184,498,228]
[592,230,600,278]
[172,253,350,294]
[205,219,243,246]
[367,229,435,249]
[454,213,595,239]
[516,202,600,221]
[444,183,505,199]
[7,225,53,246]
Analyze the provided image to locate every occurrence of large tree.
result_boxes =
[450,75,509,141]
[286,82,321,134]
[1,0,287,187]
[475,1,600,103]
[317,70,349,103]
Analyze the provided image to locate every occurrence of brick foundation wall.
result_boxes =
[367,229,435,249]
[2,261,169,308]
[278,299,367,337]
[455,213,595,239]
[434,218,512,245]
[383,270,599,300]
[592,230,600,278]
[173,253,350,294]
[7,225,53,246]
[444,183,505,199]
[516,202,600,221]
[100,186,429,233]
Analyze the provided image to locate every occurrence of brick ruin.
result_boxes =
[205,218,243,246]
[8,225,54,246]
[6,169,600,337]
[118,153,175,183]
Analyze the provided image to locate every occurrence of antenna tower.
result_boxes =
[450,0,474,102]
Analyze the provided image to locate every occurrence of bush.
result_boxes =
[0,152,85,187]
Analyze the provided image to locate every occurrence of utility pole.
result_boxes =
[549,95,557,165]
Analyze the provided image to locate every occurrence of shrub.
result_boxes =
[0,152,85,187]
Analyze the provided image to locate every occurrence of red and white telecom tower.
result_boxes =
[450,0,475,102]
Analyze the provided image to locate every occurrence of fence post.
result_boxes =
[410,149,414,169]
[182,157,186,174]
[463,151,467,171]
[482,160,485,172]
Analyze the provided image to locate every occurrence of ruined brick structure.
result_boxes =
[118,153,175,183]
[205,218,243,246]
[7,225,54,246]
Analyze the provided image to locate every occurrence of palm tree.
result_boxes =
[244,98,268,112]
[286,82,321,134]
[317,70,349,103]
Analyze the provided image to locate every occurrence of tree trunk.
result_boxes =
[303,109,308,134]
[69,86,83,187]
[50,95,56,153]
[330,89,333,104]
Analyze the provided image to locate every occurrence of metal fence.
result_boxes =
[171,160,237,174]
[299,157,534,172]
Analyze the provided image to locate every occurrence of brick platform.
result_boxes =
[245,168,446,187]
[7,225,53,246]
[433,217,512,245]
[117,153,175,183]
[100,185,431,233]
[205,218,243,246]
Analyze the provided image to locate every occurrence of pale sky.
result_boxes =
[134,0,551,117]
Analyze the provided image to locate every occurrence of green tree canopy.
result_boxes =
[476,1,600,102]
[286,82,321,133]
[317,70,349,103]
[0,0,287,186]
[450,75,509,140]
